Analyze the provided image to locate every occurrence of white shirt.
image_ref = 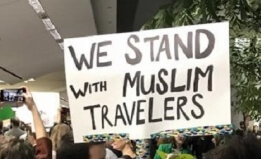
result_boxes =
[106,148,118,159]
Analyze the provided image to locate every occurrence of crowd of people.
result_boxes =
[0,87,139,159]
[0,87,260,159]
[0,87,51,159]
[150,123,261,159]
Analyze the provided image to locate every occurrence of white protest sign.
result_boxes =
[64,22,230,142]
[15,92,60,131]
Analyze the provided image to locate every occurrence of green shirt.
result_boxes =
[154,144,191,159]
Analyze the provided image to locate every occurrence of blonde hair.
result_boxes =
[50,123,73,150]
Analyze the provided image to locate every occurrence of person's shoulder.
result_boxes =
[36,137,52,143]
[15,129,25,137]
[17,128,25,133]
[105,148,118,159]
[20,133,27,140]
[35,137,52,159]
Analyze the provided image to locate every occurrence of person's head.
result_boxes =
[168,134,188,150]
[19,122,26,131]
[0,137,35,159]
[88,142,106,159]
[244,116,250,126]
[206,134,261,159]
[10,118,20,128]
[112,139,136,153]
[50,123,73,151]
[156,137,171,146]
[212,135,222,147]
[240,121,245,129]
[247,127,253,133]
[174,134,185,145]
[253,125,259,132]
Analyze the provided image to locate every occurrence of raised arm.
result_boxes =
[23,87,46,139]
[22,87,52,159]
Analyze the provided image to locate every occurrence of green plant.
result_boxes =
[142,0,261,120]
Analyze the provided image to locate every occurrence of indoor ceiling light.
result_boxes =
[28,0,45,15]
[28,0,63,51]
[28,78,35,82]
[24,78,35,83]
[50,30,62,40]
[42,18,55,31]
[58,42,64,50]
[0,80,5,83]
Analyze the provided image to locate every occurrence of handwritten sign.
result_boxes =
[64,22,230,142]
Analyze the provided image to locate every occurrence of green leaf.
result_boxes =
[142,0,261,120]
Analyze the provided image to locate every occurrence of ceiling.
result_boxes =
[0,0,98,84]
[0,0,170,106]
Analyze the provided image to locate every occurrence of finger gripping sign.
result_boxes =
[64,22,230,143]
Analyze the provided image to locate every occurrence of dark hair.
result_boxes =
[130,140,136,152]
[88,141,105,146]
[0,138,35,159]
[171,136,189,150]
[206,134,261,159]
[2,127,9,134]
[29,132,36,140]
[10,118,20,127]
